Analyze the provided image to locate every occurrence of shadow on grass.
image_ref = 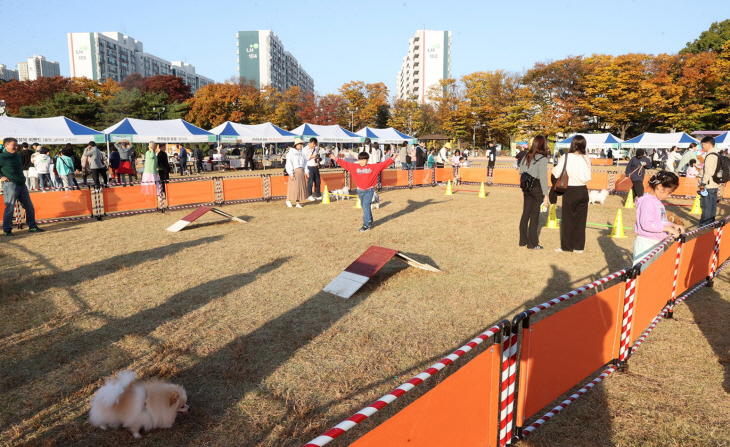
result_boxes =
[0,257,290,414]
[2,236,224,338]
[375,199,443,226]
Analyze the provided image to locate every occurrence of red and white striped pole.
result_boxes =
[667,237,683,318]
[618,269,638,363]
[709,224,724,282]
[499,323,518,446]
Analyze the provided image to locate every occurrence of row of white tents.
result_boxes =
[556,132,730,150]
[2,116,728,150]
[0,116,418,146]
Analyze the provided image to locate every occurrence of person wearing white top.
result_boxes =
[438,143,450,167]
[33,149,53,190]
[552,135,592,253]
[666,146,681,172]
[285,138,309,208]
[368,142,382,164]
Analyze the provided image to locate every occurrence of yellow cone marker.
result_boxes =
[355,197,361,209]
[609,209,626,238]
[478,182,486,198]
[624,189,634,209]
[544,204,559,229]
[690,194,702,215]
[322,184,330,204]
[445,180,453,195]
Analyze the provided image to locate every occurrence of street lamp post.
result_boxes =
[153,106,166,121]
[347,106,358,132]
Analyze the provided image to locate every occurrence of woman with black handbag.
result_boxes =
[518,136,550,249]
[553,135,592,253]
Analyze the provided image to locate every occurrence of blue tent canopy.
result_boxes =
[621,132,699,149]
[714,131,729,149]
[556,133,624,148]
[208,121,297,143]
[104,118,214,143]
[290,123,363,143]
[355,127,417,144]
[0,116,105,144]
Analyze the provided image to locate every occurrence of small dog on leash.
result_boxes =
[89,370,189,439]
[588,189,609,205]
[373,191,380,209]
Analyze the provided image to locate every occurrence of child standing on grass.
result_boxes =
[633,171,684,266]
[334,151,395,232]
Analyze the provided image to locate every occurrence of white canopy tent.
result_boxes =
[0,116,105,145]
[208,121,298,143]
[556,133,624,149]
[355,127,417,144]
[621,132,699,149]
[290,123,363,143]
[103,118,215,144]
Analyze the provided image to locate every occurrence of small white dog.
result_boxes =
[588,189,609,205]
[332,185,350,201]
[373,192,380,209]
[89,370,189,438]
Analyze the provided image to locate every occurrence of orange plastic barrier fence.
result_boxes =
[412,168,433,186]
[723,185,730,199]
[166,180,215,207]
[320,172,346,190]
[351,345,501,447]
[222,177,264,201]
[32,189,92,220]
[586,171,609,191]
[103,185,158,213]
[435,167,453,183]
[677,231,715,290]
[515,283,624,423]
[671,177,700,197]
[631,245,677,344]
[270,175,288,197]
[459,167,488,183]
[381,170,409,187]
[491,169,520,185]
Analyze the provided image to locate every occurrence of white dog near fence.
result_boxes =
[588,189,609,205]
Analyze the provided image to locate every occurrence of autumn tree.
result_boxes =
[581,54,653,139]
[338,81,390,130]
[0,76,76,115]
[428,78,470,140]
[185,78,260,128]
[522,56,587,137]
[318,94,349,126]
[713,41,730,128]
[119,73,146,91]
[275,86,302,130]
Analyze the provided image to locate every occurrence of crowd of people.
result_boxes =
[516,135,724,265]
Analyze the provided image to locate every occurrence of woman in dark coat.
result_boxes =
[625,149,651,200]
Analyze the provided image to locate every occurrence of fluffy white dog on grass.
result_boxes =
[588,189,609,205]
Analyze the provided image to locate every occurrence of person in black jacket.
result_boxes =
[244,143,256,171]
[625,149,651,200]
[415,144,426,168]
[19,142,34,189]
[193,145,204,174]
[157,143,171,193]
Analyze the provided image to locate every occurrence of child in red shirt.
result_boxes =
[335,151,395,231]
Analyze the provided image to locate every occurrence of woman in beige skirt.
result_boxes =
[285,138,309,208]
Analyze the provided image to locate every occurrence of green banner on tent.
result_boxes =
[110,135,134,143]
[208,135,217,142]
[93,135,106,144]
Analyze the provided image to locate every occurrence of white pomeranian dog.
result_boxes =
[332,185,350,201]
[89,370,189,438]
[372,191,380,209]
[588,189,609,205]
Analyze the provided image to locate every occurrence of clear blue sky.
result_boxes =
[1,0,729,96]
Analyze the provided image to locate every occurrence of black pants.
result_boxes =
[631,180,644,199]
[244,156,255,170]
[91,168,108,189]
[195,159,203,173]
[307,166,321,197]
[519,179,543,248]
[560,185,589,252]
[158,170,169,193]
[180,159,188,175]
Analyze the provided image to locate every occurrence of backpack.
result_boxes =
[709,152,730,184]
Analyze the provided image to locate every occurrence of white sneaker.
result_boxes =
[554,248,564,252]
[286,201,293,208]
[574,250,584,253]
[307,196,315,201]
[316,196,323,200]
[296,203,303,208]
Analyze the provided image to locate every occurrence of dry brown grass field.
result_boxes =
[1,183,728,447]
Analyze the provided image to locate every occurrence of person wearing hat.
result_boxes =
[438,143,450,168]
[285,138,309,208]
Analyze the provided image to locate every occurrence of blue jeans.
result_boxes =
[2,182,37,232]
[358,188,374,227]
[401,162,409,170]
[699,188,718,227]
[38,173,51,189]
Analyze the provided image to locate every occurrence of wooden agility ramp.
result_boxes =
[323,246,439,299]
[166,206,246,232]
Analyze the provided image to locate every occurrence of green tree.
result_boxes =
[99,89,168,127]
[19,92,101,126]
[681,19,730,54]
